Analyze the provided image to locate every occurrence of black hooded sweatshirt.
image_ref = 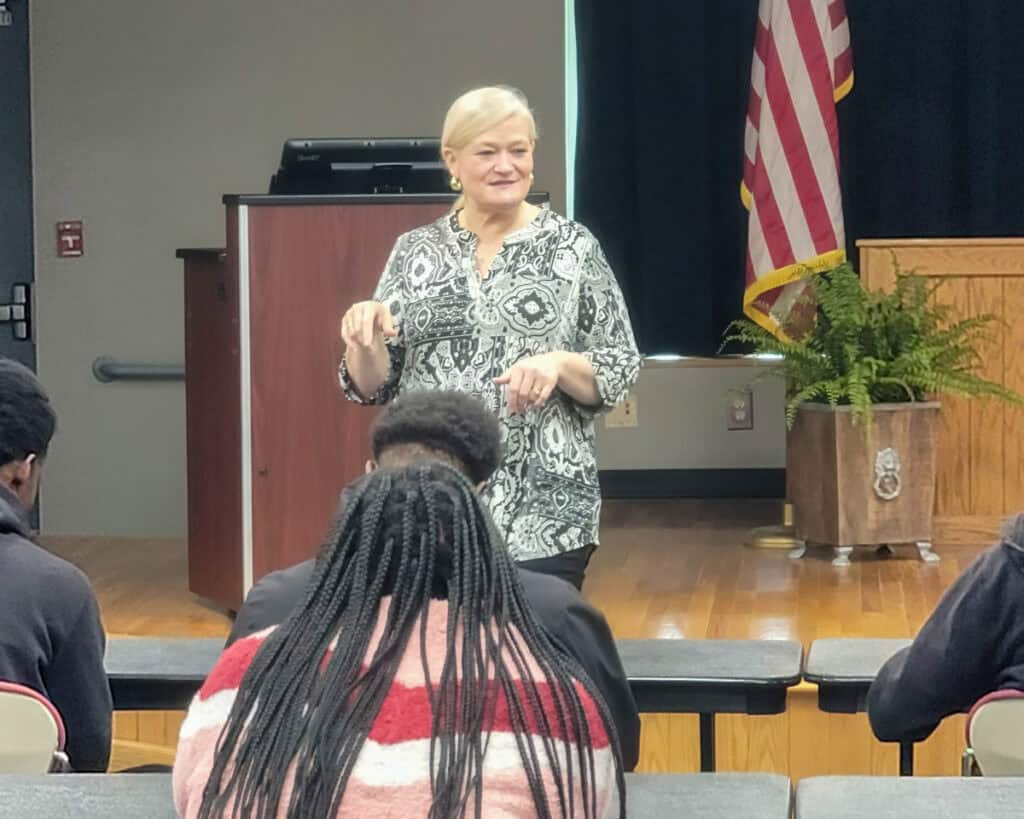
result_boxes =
[868,514,1024,743]
[0,485,111,771]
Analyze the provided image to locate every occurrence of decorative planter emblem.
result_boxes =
[873,447,902,500]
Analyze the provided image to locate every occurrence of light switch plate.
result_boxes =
[606,395,639,428]
[727,389,754,430]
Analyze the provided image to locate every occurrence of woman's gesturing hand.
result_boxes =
[340,301,397,350]
[494,352,564,415]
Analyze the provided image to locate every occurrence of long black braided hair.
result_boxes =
[198,462,626,818]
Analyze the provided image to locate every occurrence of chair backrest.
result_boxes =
[966,688,1024,776]
[0,681,66,773]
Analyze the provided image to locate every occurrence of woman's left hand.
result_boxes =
[494,352,564,415]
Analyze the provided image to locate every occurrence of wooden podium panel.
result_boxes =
[859,238,1024,544]
[245,202,447,582]
[180,195,452,610]
[182,247,241,607]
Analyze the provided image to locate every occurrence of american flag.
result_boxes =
[741,0,853,337]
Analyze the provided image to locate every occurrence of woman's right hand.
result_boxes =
[340,301,398,350]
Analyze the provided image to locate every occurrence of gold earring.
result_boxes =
[450,176,463,192]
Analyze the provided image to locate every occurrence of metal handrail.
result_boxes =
[92,357,184,383]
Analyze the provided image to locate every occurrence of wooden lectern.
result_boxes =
[177,194,454,610]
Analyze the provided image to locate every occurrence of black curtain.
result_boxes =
[574,1,1024,356]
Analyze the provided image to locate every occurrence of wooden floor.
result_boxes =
[41,498,990,778]
[591,499,986,644]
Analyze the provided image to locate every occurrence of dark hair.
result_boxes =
[199,463,624,819]
[371,390,502,485]
[0,358,57,466]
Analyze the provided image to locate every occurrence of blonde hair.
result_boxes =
[441,86,538,210]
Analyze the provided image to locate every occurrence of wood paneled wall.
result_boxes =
[110,690,966,780]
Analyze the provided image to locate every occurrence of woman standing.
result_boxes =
[339,86,640,590]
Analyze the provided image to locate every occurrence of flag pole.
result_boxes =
[745,500,801,550]
[739,0,852,559]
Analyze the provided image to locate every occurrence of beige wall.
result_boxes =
[30,0,565,536]
[595,364,786,470]
[30,1,783,536]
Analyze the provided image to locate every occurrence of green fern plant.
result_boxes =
[722,262,1023,428]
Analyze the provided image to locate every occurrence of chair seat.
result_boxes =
[0,682,65,774]
[966,689,1024,776]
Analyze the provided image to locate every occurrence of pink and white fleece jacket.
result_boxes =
[173,598,616,818]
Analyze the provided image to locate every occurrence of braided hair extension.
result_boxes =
[197,462,626,819]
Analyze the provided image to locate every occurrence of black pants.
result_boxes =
[517,544,596,591]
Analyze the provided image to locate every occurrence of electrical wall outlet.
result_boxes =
[605,394,639,428]
[727,389,754,430]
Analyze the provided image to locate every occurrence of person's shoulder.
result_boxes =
[538,212,607,271]
[517,568,592,625]
[227,559,315,645]
[535,207,595,242]
[0,535,99,641]
[200,626,276,701]
[965,517,1024,576]
[947,530,1024,610]
[999,514,1024,573]
[239,559,314,621]
[987,537,1024,586]
[518,566,578,600]
[398,214,451,246]
[380,219,449,277]
[0,533,95,601]
[251,559,315,595]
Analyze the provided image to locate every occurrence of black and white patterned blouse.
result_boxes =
[339,206,640,560]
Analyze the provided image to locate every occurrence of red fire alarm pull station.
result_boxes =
[57,221,84,257]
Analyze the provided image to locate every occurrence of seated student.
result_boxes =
[227,390,640,771]
[0,358,112,771]
[175,463,626,818]
[867,513,1024,743]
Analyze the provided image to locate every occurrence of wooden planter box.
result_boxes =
[787,402,940,547]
